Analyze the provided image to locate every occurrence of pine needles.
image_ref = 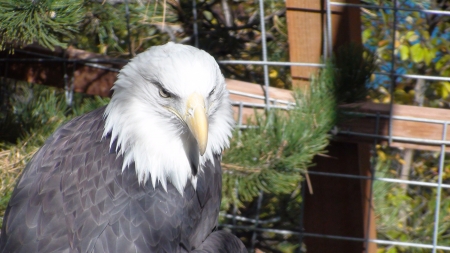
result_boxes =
[0,0,84,50]
[221,63,337,209]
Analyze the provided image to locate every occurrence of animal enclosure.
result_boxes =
[1,1,450,253]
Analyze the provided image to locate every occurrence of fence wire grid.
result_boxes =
[0,1,449,253]
[210,1,450,253]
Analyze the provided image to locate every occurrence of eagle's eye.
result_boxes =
[209,87,216,97]
[159,88,171,98]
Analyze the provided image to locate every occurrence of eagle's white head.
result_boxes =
[103,42,234,194]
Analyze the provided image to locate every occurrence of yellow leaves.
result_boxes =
[394,42,437,66]
[394,88,406,96]
[399,45,409,61]
[268,68,285,88]
[393,87,415,105]
[269,69,278,79]
[423,48,435,66]
[98,44,108,54]
[362,29,372,44]
[369,86,391,104]
[436,82,450,99]
[405,31,419,42]
[377,150,387,161]
[202,10,213,21]
[410,43,424,63]
[436,55,450,71]
[443,166,450,180]
[386,246,398,253]
[420,30,430,41]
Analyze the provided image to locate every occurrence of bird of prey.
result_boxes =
[0,42,247,253]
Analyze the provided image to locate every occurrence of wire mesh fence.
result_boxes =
[213,1,450,253]
[0,0,449,252]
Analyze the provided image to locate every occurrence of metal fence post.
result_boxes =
[432,122,448,253]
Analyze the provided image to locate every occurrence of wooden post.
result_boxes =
[285,1,323,88]
[285,0,362,88]
[303,142,370,252]
[358,143,378,253]
[286,1,378,252]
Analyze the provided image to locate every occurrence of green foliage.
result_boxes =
[75,1,176,56]
[0,0,84,50]
[362,0,450,107]
[222,63,336,207]
[374,146,450,252]
[0,81,109,145]
[362,3,450,251]
[0,0,177,55]
[334,43,376,104]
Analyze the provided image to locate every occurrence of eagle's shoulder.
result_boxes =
[50,106,107,144]
[0,106,119,253]
[13,106,108,181]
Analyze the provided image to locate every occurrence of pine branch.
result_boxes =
[221,62,337,208]
[0,0,84,50]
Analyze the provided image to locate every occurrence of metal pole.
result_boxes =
[364,112,380,252]
[238,102,244,127]
[192,0,199,47]
[432,122,448,253]
[258,0,270,110]
[388,0,398,145]
[326,0,333,54]
[232,178,239,234]
[124,0,133,57]
[298,180,307,252]
[251,190,264,252]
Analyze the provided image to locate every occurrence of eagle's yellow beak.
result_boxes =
[185,93,208,155]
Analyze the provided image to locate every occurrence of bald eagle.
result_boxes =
[0,43,246,253]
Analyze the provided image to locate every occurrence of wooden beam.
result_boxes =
[227,79,294,124]
[0,44,124,97]
[340,103,450,152]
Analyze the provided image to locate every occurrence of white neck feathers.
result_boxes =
[102,43,234,194]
